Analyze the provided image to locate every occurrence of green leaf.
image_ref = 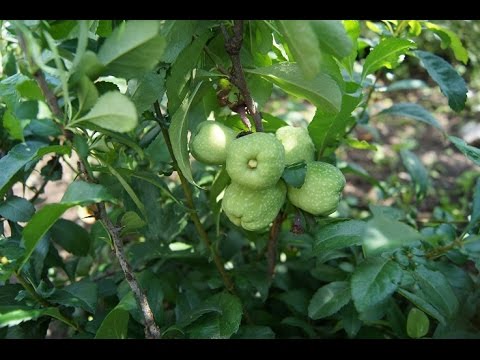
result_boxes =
[308,281,351,320]
[128,70,166,114]
[160,20,198,64]
[70,91,138,133]
[204,292,243,338]
[260,113,288,132]
[3,110,24,141]
[281,162,307,188]
[412,266,459,320]
[49,279,98,314]
[69,51,106,85]
[344,138,377,151]
[313,220,365,255]
[362,38,416,78]
[106,165,146,218]
[50,219,91,256]
[0,306,73,329]
[449,136,480,167]
[309,20,353,60]
[407,307,430,338]
[342,20,361,76]
[400,149,429,199]
[277,289,310,315]
[0,142,70,198]
[97,20,166,79]
[280,317,316,338]
[22,181,113,268]
[95,294,132,339]
[120,211,146,236]
[308,94,361,156]
[378,103,443,132]
[16,79,43,101]
[424,22,468,64]
[351,257,403,313]
[0,196,35,222]
[247,63,341,114]
[397,288,447,325]
[362,215,422,257]
[277,21,321,79]
[415,50,467,112]
[466,178,480,233]
[168,82,203,186]
[232,325,275,339]
[77,76,99,114]
[166,31,211,113]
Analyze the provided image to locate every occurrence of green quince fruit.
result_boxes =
[276,126,315,166]
[226,132,285,190]
[287,161,346,216]
[222,181,286,231]
[189,121,237,165]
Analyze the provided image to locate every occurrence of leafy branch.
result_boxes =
[16,26,161,339]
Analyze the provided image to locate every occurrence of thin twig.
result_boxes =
[267,211,286,279]
[221,21,264,132]
[97,202,160,339]
[17,26,160,339]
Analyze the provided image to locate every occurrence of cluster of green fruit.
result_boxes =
[189,121,346,231]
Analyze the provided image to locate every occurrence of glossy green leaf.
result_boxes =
[106,165,146,218]
[3,110,24,141]
[277,21,321,79]
[362,38,416,78]
[97,20,166,79]
[128,70,166,114]
[50,219,91,256]
[120,211,146,235]
[351,257,403,313]
[95,294,133,339]
[49,279,98,314]
[204,292,243,338]
[166,31,211,113]
[70,91,138,133]
[449,136,480,166]
[77,76,98,114]
[168,82,202,186]
[0,142,70,198]
[378,103,443,132]
[0,196,35,222]
[407,308,429,338]
[232,325,275,339]
[160,20,198,64]
[309,20,353,60]
[22,181,113,268]
[415,50,467,112]
[424,22,468,64]
[308,94,361,156]
[397,288,447,325]
[400,149,429,199]
[308,281,351,319]
[247,63,341,114]
[281,162,307,188]
[313,220,365,255]
[362,215,422,257]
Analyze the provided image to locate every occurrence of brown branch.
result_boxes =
[221,21,264,132]
[97,202,160,339]
[267,211,286,279]
[17,27,161,339]
[17,32,63,119]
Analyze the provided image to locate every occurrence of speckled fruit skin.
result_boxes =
[287,161,346,216]
[189,121,237,165]
[222,181,286,231]
[226,132,285,190]
[275,126,315,166]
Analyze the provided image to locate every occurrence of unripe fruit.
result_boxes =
[276,126,315,166]
[226,132,285,190]
[189,121,237,165]
[222,181,286,231]
[287,161,346,216]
